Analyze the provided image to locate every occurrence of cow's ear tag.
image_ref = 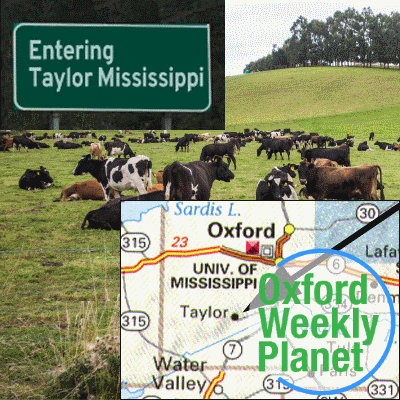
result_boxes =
[37,172,40,175]
[267,182,270,186]
[284,182,287,186]
[291,166,294,171]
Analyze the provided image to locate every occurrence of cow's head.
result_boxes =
[39,166,54,185]
[281,164,298,178]
[212,156,234,182]
[297,159,310,185]
[299,146,307,159]
[73,155,92,175]
[266,172,294,200]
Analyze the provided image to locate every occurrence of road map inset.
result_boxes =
[121,201,399,399]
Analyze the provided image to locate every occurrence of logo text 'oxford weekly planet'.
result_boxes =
[258,273,380,373]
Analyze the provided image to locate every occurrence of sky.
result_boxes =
[226,0,400,76]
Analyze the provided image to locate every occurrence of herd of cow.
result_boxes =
[1,128,398,230]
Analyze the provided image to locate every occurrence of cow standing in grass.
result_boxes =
[73,154,152,200]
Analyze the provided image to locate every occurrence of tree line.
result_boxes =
[244,7,400,73]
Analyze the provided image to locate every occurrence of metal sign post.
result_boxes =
[162,113,171,130]
[49,111,60,130]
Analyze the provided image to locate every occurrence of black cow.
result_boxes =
[35,142,50,148]
[257,139,273,156]
[54,141,82,149]
[143,138,159,143]
[175,136,190,152]
[144,131,155,139]
[163,157,234,200]
[104,141,135,158]
[267,139,292,160]
[200,143,237,170]
[358,141,373,151]
[13,136,40,152]
[81,141,94,146]
[369,132,374,141]
[256,168,298,200]
[81,190,166,230]
[300,146,350,166]
[160,132,170,141]
[81,198,121,230]
[184,133,198,143]
[19,166,54,190]
[316,136,328,148]
[98,135,107,142]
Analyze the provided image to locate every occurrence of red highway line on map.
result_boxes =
[203,371,225,399]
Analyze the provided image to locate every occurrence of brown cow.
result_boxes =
[147,183,164,193]
[310,136,319,147]
[0,137,13,151]
[55,179,115,201]
[311,158,339,168]
[89,143,104,160]
[303,164,384,200]
[152,171,164,184]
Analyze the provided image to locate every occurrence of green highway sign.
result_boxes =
[13,23,211,112]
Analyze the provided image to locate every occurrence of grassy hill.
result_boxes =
[226,67,400,137]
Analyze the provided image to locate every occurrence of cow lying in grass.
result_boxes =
[19,166,54,190]
[81,191,165,230]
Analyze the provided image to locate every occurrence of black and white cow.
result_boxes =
[256,167,298,200]
[357,141,373,151]
[104,141,135,158]
[67,132,80,140]
[374,141,392,150]
[53,132,63,139]
[369,132,375,141]
[73,154,152,200]
[163,157,234,200]
[13,136,40,152]
[98,135,107,143]
[19,166,54,190]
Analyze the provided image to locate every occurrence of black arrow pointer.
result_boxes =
[243,202,399,312]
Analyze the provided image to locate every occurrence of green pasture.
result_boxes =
[226,67,400,131]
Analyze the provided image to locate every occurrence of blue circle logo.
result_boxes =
[275,249,396,396]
